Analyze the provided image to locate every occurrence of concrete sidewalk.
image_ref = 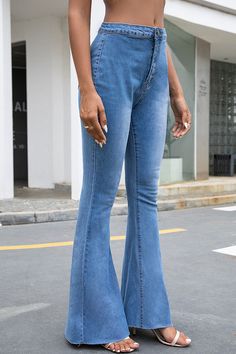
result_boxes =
[0,176,236,226]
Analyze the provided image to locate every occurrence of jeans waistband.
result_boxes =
[98,22,167,39]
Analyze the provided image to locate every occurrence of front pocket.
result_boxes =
[90,33,107,84]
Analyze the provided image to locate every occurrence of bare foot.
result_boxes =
[158,327,191,346]
[103,336,140,352]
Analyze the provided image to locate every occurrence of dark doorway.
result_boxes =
[12,41,28,185]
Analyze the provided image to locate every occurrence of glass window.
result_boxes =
[209,60,236,176]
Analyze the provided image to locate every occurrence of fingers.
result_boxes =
[171,121,182,137]
[171,121,179,134]
[80,94,108,147]
[93,119,107,146]
[172,111,191,139]
[172,122,190,139]
[98,104,108,134]
[81,119,106,147]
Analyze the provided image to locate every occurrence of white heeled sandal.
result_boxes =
[130,326,191,348]
[152,328,191,347]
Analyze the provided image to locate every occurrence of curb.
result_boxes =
[0,205,128,226]
[1,194,236,226]
[158,194,236,211]
[0,209,78,226]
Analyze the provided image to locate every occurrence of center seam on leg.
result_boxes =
[81,140,97,342]
[130,119,144,326]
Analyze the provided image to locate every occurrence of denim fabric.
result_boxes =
[64,21,173,345]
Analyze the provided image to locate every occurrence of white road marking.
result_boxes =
[213,206,236,211]
[213,245,236,257]
[0,303,50,322]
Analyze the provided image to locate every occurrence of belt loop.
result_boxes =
[154,27,159,40]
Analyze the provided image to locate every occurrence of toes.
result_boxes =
[179,332,191,345]
[126,338,140,349]
[121,340,134,352]
[120,339,136,352]
[120,343,127,352]
[106,343,115,351]
[114,343,121,352]
[177,332,186,345]
[123,342,131,352]
[131,341,139,348]
[105,337,139,352]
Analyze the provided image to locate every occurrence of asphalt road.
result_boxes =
[0,204,236,354]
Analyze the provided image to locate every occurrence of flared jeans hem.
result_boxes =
[65,320,174,345]
[64,330,131,346]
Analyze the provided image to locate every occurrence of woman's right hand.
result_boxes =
[79,88,108,147]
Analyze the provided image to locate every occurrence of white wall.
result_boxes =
[166,0,236,34]
[186,0,236,12]
[208,0,235,8]
[11,15,71,188]
[0,0,14,199]
[165,0,236,63]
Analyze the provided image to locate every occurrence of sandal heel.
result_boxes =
[130,327,137,336]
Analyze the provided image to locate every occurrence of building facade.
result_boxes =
[0,0,236,200]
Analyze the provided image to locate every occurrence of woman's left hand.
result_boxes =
[170,94,192,139]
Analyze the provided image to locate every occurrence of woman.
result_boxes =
[64,0,192,352]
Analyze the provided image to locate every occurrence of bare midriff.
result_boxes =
[103,0,165,28]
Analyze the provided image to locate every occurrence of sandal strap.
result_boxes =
[171,330,180,345]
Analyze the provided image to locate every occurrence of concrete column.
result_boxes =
[12,16,71,189]
[195,38,211,179]
[0,0,14,199]
[26,17,58,188]
[70,51,83,200]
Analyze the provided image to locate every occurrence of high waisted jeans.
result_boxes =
[64,21,173,345]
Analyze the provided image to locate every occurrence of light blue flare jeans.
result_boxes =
[64,21,173,345]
